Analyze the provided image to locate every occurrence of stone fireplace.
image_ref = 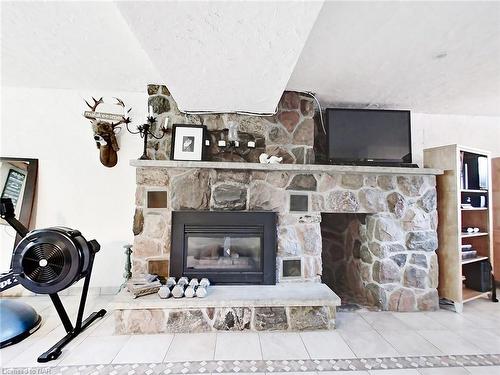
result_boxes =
[131,161,442,312]
[170,211,277,284]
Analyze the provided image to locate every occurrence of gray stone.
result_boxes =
[291,147,305,164]
[266,171,291,189]
[133,208,143,235]
[254,307,288,330]
[212,184,247,210]
[302,224,322,255]
[326,191,360,212]
[397,176,424,196]
[292,119,315,145]
[137,168,169,186]
[171,170,211,210]
[249,181,286,211]
[298,213,322,224]
[300,98,315,117]
[377,175,396,191]
[147,84,159,95]
[409,253,428,268]
[216,170,250,184]
[341,174,364,189]
[359,188,387,212]
[311,193,325,211]
[148,95,170,114]
[365,283,387,309]
[289,194,309,212]
[406,231,438,252]
[268,125,292,144]
[278,111,301,132]
[133,236,161,258]
[373,217,404,242]
[387,192,407,218]
[418,189,437,213]
[289,306,330,330]
[280,92,300,110]
[402,208,431,231]
[277,226,301,256]
[390,254,407,268]
[166,310,210,332]
[318,174,339,192]
[213,307,251,331]
[403,265,427,289]
[238,116,268,137]
[416,289,439,311]
[115,309,167,334]
[388,288,416,312]
[359,245,373,263]
[373,260,401,284]
[428,253,439,288]
[365,175,378,187]
[287,174,317,191]
[143,214,166,238]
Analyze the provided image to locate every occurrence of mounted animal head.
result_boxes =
[84,97,131,168]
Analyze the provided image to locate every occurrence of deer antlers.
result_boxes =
[85,97,104,112]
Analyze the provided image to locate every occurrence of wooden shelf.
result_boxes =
[461,256,489,265]
[461,189,488,193]
[462,286,490,303]
[461,232,488,238]
[461,207,488,211]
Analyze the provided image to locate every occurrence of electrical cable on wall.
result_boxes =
[177,90,327,134]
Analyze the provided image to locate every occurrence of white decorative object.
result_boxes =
[158,285,171,299]
[195,285,207,298]
[247,141,256,148]
[184,285,196,298]
[200,278,210,287]
[259,153,283,164]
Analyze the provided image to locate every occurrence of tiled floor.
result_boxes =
[0,294,499,374]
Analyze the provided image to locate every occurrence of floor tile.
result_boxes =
[359,312,412,332]
[59,335,130,365]
[113,334,174,363]
[379,330,442,356]
[300,331,356,359]
[2,334,63,367]
[417,367,469,374]
[214,332,262,360]
[464,366,500,374]
[391,312,447,330]
[416,330,484,355]
[259,332,309,360]
[369,370,420,374]
[165,333,216,362]
[335,312,375,332]
[339,330,399,357]
[321,372,369,375]
[455,329,500,353]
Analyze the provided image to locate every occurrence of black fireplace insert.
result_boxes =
[170,211,276,284]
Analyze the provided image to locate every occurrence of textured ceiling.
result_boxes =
[287,1,500,116]
[2,1,499,115]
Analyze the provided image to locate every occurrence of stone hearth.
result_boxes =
[131,160,442,312]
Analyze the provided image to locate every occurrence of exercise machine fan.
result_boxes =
[0,198,106,362]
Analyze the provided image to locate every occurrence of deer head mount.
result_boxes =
[83,97,131,168]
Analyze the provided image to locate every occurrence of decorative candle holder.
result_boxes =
[126,107,169,160]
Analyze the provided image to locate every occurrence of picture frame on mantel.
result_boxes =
[171,124,207,161]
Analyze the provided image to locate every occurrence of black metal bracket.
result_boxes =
[37,252,107,363]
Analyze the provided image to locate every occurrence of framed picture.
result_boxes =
[171,124,207,161]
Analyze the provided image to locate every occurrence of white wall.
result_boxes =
[411,113,500,166]
[1,87,146,288]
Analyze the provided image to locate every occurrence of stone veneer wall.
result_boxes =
[146,84,316,163]
[133,167,440,311]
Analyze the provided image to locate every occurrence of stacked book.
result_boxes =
[461,244,477,260]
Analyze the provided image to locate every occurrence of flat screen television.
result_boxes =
[326,108,412,165]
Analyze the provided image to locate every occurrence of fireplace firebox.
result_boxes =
[170,211,276,284]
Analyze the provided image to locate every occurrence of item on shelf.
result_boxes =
[166,277,177,288]
[184,285,196,298]
[461,244,473,251]
[127,274,161,298]
[0,197,106,362]
[158,285,171,299]
[171,124,207,161]
[200,278,211,287]
[462,227,480,234]
[171,283,186,298]
[259,153,283,164]
[461,203,473,209]
[195,285,208,298]
[463,260,492,292]
[480,196,486,208]
[461,250,477,260]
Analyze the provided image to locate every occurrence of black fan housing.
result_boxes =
[11,227,93,294]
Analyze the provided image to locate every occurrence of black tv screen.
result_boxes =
[326,108,412,164]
